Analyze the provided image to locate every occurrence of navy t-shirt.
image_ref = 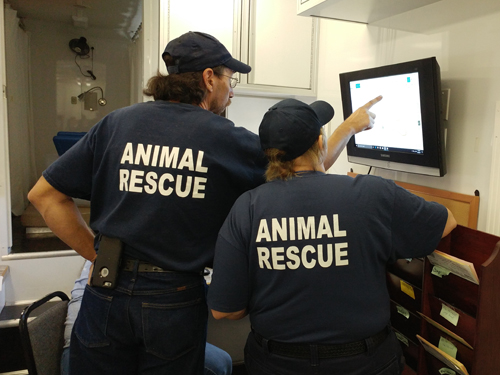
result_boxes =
[43,101,267,272]
[208,172,448,344]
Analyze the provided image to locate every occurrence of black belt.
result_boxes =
[252,327,389,359]
[121,258,206,276]
[122,259,171,272]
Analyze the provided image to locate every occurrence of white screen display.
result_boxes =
[350,72,424,154]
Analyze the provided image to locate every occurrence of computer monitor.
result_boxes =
[340,57,446,177]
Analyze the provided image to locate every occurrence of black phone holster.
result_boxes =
[90,235,123,289]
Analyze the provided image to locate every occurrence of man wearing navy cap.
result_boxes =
[28,31,262,375]
[28,30,383,374]
[208,99,457,374]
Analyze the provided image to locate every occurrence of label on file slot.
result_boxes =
[440,304,460,326]
[432,265,451,278]
[396,305,410,319]
[439,336,458,359]
[400,280,416,299]
[418,312,473,350]
[395,331,409,346]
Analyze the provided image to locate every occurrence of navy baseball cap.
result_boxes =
[162,31,251,74]
[259,99,335,161]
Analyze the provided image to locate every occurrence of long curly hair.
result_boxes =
[143,63,226,105]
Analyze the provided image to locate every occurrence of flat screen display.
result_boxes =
[350,72,423,155]
[339,57,446,177]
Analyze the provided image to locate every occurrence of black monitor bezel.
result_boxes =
[340,57,446,176]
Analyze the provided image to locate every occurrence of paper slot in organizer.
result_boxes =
[417,335,470,375]
[418,312,474,350]
[427,250,479,285]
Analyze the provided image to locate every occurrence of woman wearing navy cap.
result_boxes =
[208,98,457,375]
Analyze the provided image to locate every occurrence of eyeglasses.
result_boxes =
[218,74,239,88]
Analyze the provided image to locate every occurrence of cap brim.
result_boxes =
[224,57,252,74]
[310,101,335,126]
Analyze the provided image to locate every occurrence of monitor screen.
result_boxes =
[340,57,446,177]
[350,72,423,155]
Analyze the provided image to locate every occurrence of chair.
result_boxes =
[19,291,70,375]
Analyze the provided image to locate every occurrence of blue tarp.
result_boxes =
[53,131,87,156]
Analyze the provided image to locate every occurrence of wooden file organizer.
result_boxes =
[348,173,500,375]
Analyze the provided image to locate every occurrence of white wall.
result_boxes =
[4,7,500,304]
[228,95,283,135]
[231,14,500,233]
[0,19,135,305]
[314,15,500,232]
[26,19,133,177]
[2,255,86,304]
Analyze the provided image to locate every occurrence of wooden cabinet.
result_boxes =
[347,173,497,374]
[387,258,424,373]
[387,226,500,375]
[374,177,500,375]
[417,225,500,375]
[157,0,319,97]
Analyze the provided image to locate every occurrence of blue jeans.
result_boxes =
[69,262,207,375]
[244,329,404,375]
[62,342,232,375]
[203,343,232,375]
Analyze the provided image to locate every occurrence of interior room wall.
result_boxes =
[24,19,133,178]
[0,19,137,304]
[228,12,500,233]
[308,14,500,233]
[5,6,500,303]
[5,7,34,216]
[228,95,283,135]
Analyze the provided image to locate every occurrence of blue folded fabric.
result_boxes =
[53,132,87,156]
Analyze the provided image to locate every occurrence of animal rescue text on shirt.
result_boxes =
[118,142,209,199]
[255,214,348,270]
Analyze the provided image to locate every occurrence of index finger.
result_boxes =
[363,95,383,109]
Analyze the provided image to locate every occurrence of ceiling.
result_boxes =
[6,0,142,39]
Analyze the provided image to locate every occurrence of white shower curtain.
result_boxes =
[129,24,144,105]
[4,6,35,216]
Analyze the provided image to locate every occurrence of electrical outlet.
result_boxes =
[84,92,98,111]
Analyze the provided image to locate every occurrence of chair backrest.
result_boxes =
[19,291,70,375]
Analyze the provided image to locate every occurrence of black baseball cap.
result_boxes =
[259,99,335,161]
[162,31,251,74]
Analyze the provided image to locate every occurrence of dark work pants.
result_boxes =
[244,329,404,375]
[69,261,207,375]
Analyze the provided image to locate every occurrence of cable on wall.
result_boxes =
[69,36,96,80]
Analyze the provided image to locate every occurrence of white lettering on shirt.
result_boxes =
[118,143,209,199]
[256,215,347,243]
[255,215,348,270]
[258,243,349,270]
